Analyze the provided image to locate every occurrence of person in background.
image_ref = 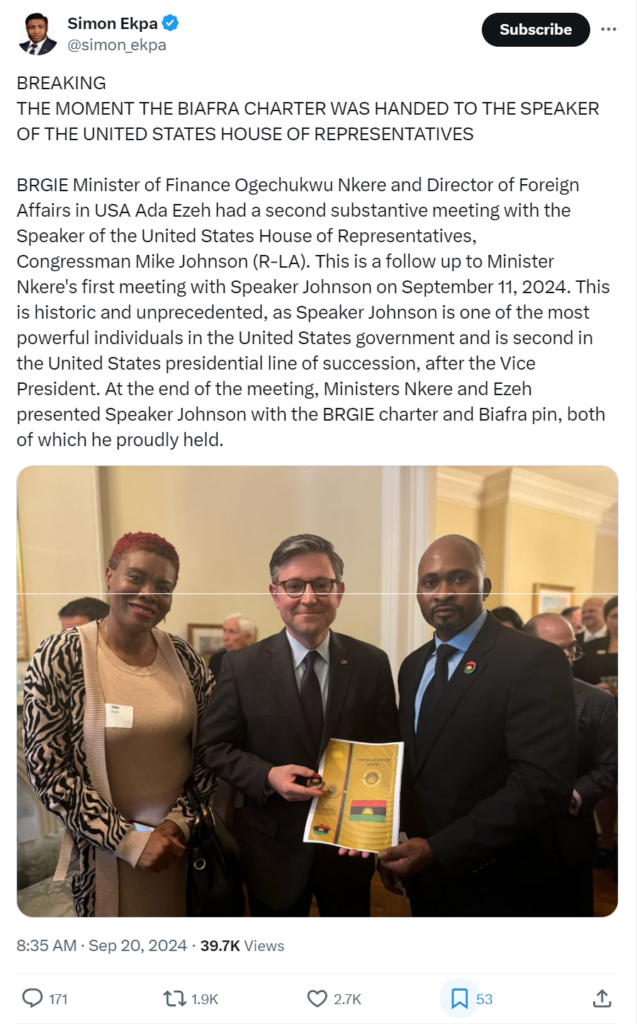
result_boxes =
[209,613,256,679]
[579,597,618,692]
[24,532,216,917]
[58,597,110,631]
[491,606,524,631]
[524,613,617,915]
[579,596,619,869]
[561,606,583,634]
[578,597,608,643]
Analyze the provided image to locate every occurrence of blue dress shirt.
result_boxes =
[414,609,488,722]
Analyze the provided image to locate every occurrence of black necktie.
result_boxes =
[29,44,37,55]
[416,643,454,737]
[300,650,324,759]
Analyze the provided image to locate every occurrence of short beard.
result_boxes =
[432,612,463,636]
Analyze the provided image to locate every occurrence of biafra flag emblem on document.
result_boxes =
[304,738,404,853]
[349,800,387,823]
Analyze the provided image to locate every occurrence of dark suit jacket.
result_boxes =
[21,38,57,54]
[196,627,399,909]
[208,648,226,681]
[578,635,617,687]
[556,677,617,865]
[398,612,577,913]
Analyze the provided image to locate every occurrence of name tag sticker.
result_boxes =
[105,703,134,729]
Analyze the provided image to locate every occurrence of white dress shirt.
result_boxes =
[582,625,608,643]
[27,39,46,55]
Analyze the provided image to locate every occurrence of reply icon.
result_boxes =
[451,988,469,1009]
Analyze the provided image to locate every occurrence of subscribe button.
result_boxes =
[482,13,590,46]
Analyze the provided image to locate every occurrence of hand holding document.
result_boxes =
[303,739,404,853]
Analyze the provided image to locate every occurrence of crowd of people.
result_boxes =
[22,531,617,919]
[494,596,619,695]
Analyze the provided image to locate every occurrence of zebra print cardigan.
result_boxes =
[23,621,217,917]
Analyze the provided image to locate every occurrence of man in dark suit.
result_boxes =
[378,534,577,916]
[197,533,399,916]
[525,613,617,914]
[20,14,57,54]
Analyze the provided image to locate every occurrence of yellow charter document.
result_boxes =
[303,738,404,853]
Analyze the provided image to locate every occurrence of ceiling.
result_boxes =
[450,466,618,501]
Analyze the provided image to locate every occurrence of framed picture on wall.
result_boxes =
[187,623,225,657]
[532,583,575,616]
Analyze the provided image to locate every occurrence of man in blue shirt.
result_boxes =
[380,534,577,916]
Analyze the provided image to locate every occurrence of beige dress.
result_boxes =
[98,634,192,916]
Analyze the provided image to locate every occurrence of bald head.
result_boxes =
[421,534,486,576]
[525,613,578,663]
[526,612,575,644]
[417,534,491,641]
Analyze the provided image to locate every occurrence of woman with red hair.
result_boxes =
[23,532,217,918]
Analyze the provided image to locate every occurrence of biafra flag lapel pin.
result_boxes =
[464,660,477,674]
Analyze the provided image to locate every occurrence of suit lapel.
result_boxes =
[401,640,435,770]
[320,632,354,754]
[265,629,316,762]
[415,613,499,775]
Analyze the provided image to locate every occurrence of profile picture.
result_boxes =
[20,12,56,54]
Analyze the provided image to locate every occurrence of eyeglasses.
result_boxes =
[276,577,338,596]
[567,643,584,663]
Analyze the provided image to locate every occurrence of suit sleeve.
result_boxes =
[195,652,274,803]
[427,642,577,870]
[372,651,400,742]
[575,693,618,810]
